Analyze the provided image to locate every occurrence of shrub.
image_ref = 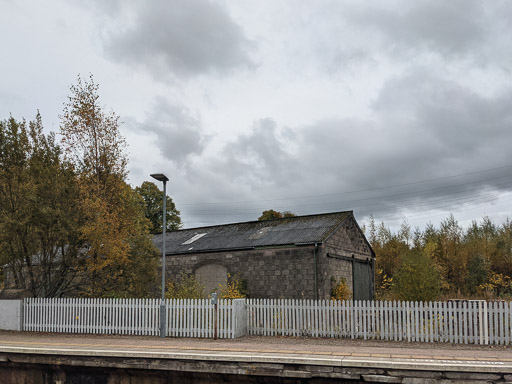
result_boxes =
[330,277,351,300]
[393,250,441,302]
[477,272,512,298]
[219,273,248,299]
[166,272,205,299]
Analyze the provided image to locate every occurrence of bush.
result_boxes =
[478,272,512,298]
[330,277,351,300]
[219,273,248,299]
[166,272,205,299]
[393,250,441,302]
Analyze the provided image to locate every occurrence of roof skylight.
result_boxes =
[182,233,207,245]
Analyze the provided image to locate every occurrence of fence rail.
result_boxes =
[247,299,511,345]
[23,298,244,339]
[22,298,511,344]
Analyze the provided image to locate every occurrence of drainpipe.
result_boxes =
[314,243,319,300]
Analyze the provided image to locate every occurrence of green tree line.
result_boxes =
[0,75,180,298]
[368,214,512,301]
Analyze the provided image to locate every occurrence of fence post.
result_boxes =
[211,293,218,340]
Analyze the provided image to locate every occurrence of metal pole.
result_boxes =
[160,180,167,338]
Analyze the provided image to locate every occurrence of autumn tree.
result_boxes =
[0,114,83,297]
[60,75,157,297]
[393,249,441,301]
[491,219,512,276]
[258,209,296,221]
[135,181,181,233]
[438,214,467,294]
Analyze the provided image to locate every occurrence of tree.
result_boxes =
[0,114,83,297]
[135,181,181,233]
[465,254,488,295]
[258,209,295,221]
[393,249,441,301]
[439,214,466,293]
[60,75,158,297]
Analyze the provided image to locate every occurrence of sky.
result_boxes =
[1,0,512,231]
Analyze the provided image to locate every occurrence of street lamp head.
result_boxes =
[150,173,169,182]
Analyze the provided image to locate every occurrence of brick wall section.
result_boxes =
[165,246,318,299]
[317,215,374,299]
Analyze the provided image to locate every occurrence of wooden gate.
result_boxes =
[353,258,374,301]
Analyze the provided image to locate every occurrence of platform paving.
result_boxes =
[0,331,511,382]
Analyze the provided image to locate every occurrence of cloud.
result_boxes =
[176,70,512,226]
[349,1,485,58]
[217,118,298,187]
[101,0,255,79]
[128,97,207,165]
[297,0,512,75]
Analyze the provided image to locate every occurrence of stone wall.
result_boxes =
[195,264,228,295]
[166,245,318,299]
[164,215,375,300]
[317,215,375,300]
[0,348,509,383]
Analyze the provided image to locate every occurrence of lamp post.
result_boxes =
[150,173,169,338]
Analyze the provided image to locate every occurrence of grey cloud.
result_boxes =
[217,118,299,188]
[294,72,512,216]
[102,0,255,78]
[350,1,485,57]
[308,0,512,74]
[130,97,207,165]
[178,71,512,226]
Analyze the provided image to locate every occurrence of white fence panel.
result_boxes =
[23,298,239,339]
[22,298,512,344]
[246,299,511,345]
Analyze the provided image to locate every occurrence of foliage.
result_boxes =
[0,114,83,297]
[219,273,248,299]
[393,249,441,302]
[478,272,512,298]
[258,209,296,221]
[466,254,488,295]
[375,269,393,299]
[368,214,512,300]
[60,75,158,297]
[166,273,205,299]
[330,277,351,300]
[135,181,181,233]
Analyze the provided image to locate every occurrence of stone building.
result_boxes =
[153,211,375,300]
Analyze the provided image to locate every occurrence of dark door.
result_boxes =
[352,259,374,301]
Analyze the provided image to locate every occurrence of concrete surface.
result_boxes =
[0,300,22,331]
[0,331,511,371]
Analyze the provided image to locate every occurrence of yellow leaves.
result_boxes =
[330,277,351,301]
[218,273,247,299]
[78,172,156,296]
[477,271,512,297]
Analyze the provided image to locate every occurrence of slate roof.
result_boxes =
[152,211,352,255]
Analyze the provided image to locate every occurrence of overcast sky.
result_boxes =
[2,0,512,231]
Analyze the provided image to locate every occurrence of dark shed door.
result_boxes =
[353,259,374,301]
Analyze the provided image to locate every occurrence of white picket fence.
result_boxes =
[23,298,246,339]
[22,298,512,344]
[247,299,512,345]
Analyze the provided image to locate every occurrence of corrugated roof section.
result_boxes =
[152,211,351,255]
